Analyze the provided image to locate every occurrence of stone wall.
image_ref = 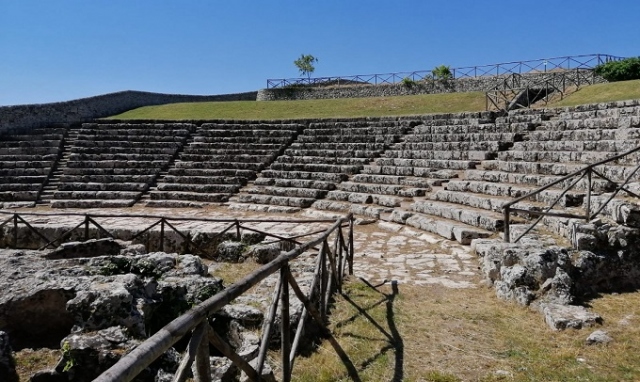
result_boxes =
[0,90,257,135]
[257,71,606,101]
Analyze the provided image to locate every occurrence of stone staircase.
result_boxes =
[50,123,195,208]
[37,126,80,205]
[230,119,408,213]
[146,123,303,208]
[0,126,67,208]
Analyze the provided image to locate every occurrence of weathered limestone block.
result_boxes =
[0,331,17,382]
[536,303,602,331]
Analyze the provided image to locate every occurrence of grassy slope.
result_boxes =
[550,79,640,107]
[108,92,487,120]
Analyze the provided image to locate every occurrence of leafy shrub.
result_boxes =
[401,77,417,88]
[432,65,453,80]
[594,57,640,82]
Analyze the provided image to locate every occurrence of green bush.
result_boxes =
[594,57,640,82]
[401,77,417,88]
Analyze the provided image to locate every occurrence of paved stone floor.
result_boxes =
[1,205,484,289]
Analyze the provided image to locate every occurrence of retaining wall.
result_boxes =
[0,90,257,135]
[257,71,606,101]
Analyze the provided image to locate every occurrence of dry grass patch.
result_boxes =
[289,277,640,382]
[14,348,60,381]
[549,79,640,107]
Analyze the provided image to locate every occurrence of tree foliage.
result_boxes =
[432,65,453,80]
[594,57,640,82]
[294,54,318,79]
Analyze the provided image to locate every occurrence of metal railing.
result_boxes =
[503,146,640,244]
[91,213,354,382]
[267,54,625,89]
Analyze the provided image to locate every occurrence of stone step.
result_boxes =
[53,191,141,200]
[60,174,155,183]
[0,140,62,149]
[260,170,348,183]
[76,134,188,142]
[311,200,392,219]
[391,141,512,152]
[362,165,460,179]
[197,129,298,137]
[144,200,207,208]
[67,160,166,169]
[157,183,241,193]
[50,199,136,208]
[446,180,586,207]
[70,146,177,155]
[0,183,45,191]
[432,189,541,214]
[236,194,315,208]
[337,181,421,196]
[167,168,257,179]
[178,153,275,163]
[77,128,192,137]
[497,150,633,165]
[276,155,373,165]
[149,191,230,203]
[253,177,336,190]
[401,212,493,244]
[162,175,247,185]
[511,140,640,153]
[83,122,196,130]
[184,148,280,156]
[73,141,183,149]
[57,182,148,192]
[0,147,60,155]
[192,136,292,144]
[0,190,39,201]
[0,161,55,169]
[68,153,175,161]
[245,186,328,199]
[539,115,640,130]
[529,128,640,142]
[283,148,381,158]
[351,174,441,188]
[62,168,161,175]
[325,190,405,207]
[463,170,616,193]
[269,162,362,174]
[0,168,51,176]
[308,120,401,128]
[403,132,522,143]
[0,175,48,184]
[481,160,640,183]
[374,158,480,170]
[1,134,63,141]
[303,126,405,136]
[185,142,285,151]
[296,135,397,144]
[411,200,517,232]
[174,161,263,171]
[227,203,301,214]
[411,123,507,135]
[200,122,303,129]
[0,154,59,162]
[288,142,387,151]
[383,150,494,160]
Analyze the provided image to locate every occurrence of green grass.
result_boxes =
[108,92,487,120]
[549,79,640,107]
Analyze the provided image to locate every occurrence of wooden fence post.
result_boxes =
[280,264,291,382]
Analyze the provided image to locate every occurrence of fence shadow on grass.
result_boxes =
[335,277,404,382]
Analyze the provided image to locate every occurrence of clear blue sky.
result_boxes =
[1,0,638,106]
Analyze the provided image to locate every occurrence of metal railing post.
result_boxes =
[160,218,165,252]
[504,206,511,243]
[84,215,90,241]
[586,168,592,221]
[280,264,291,382]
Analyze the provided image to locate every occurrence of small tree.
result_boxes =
[432,65,453,80]
[294,54,318,79]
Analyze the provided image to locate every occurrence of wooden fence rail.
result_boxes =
[503,146,640,244]
[92,214,354,382]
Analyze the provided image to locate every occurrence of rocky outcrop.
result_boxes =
[0,246,223,381]
[0,331,18,382]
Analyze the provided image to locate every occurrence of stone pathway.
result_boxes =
[1,204,484,289]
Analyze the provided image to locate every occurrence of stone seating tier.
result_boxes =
[62,168,162,175]
[511,140,640,152]
[237,194,315,208]
[482,161,640,183]
[259,170,348,183]
[373,158,480,170]
[0,191,40,201]
[464,170,616,193]
[325,190,404,208]
[59,175,155,183]
[148,191,231,203]
[529,128,640,142]
[68,153,175,161]
[253,177,335,190]
[162,175,248,186]
[76,128,193,137]
[173,161,263,171]
[0,168,50,176]
[75,134,188,143]
[167,168,258,179]
[245,186,328,199]
[66,160,167,169]
[177,154,276,163]
[53,191,141,200]
[0,154,59,162]
[50,199,136,208]
[351,174,444,188]
[403,132,523,143]
[73,141,183,149]
[0,140,62,149]
[0,161,55,169]
[197,129,299,137]
[0,147,60,155]
[268,163,362,174]
[0,184,42,191]
[361,165,461,178]
[275,155,373,165]
[283,149,381,158]
[388,141,513,152]
[382,150,496,161]
[57,182,148,192]
[192,136,292,144]
[302,126,405,136]
[156,183,240,193]
[537,116,640,131]
[0,176,47,184]
[287,142,387,151]
[295,135,397,144]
